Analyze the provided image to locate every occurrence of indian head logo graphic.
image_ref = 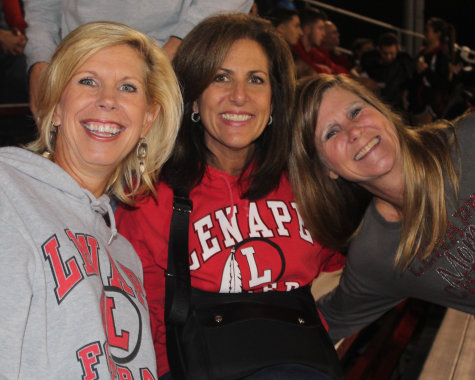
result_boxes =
[219,237,286,293]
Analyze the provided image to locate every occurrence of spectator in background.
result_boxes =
[266,6,314,78]
[23,0,253,120]
[360,32,414,117]
[320,20,352,71]
[0,0,28,103]
[350,37,375,71]
[409,17,455,124]
[293,8,349,75]
[266,6,302,47]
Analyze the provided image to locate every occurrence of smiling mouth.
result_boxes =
[221,113,252,122]
[82,121,122,137]
[354,136,380,161]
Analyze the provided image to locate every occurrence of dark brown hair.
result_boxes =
[164,13,296,199]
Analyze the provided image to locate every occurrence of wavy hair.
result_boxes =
[290,74,459,269]
[165,13,296,199]
[28,21,182,203]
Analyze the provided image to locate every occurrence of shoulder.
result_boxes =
[116,181,173,233]
[455,112,475,131]
[454,112,475,156]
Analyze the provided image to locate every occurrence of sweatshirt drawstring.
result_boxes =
[84,190,118,245]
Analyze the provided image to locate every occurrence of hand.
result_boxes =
[162,36,182,61]
[0,29,26,55]
[416,56,428,73]
[29,62,49,124]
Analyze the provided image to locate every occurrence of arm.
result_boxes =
[3,0,27,33]
[0,28,26,55]
[317,264,403,343]
[23,0,62,117]
[116,201,169,373]
[0,220,35,378]
[169,0,253,42]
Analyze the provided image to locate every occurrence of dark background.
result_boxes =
[257,1,475,53]
[318,0,474,52]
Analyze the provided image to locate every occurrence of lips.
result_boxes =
[221,113,252,122]
[81,121,123,137]
[354,136,380,161]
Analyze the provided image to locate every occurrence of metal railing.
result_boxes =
[300,0,475,61]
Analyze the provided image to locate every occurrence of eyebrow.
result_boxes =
[74,70,145,84]
[218,67,269,76]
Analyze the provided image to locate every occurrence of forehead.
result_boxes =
[222,39,269,68]
[78,44,145,72]
[288,15,300,25]
[316,87,360,125]
[381,44,397,52]
[326,23,337,33]
[314,19,325,28]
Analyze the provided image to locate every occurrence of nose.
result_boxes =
[298,27,303,37]
[229,81,247,105]
[95,86,118,111]
[347,124,361,142]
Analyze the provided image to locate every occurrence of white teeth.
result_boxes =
[82,122,121,137]
[355,136,380,161]
[221,113,252,122]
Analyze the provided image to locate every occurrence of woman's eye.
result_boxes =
[78,78,96,86]
[325,129,338,140]
[249,75,264,84]
[120,83,137,92]
[214,73,229,82]
[350,107,361,119]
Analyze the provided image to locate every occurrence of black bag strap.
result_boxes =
[165,189,193,325]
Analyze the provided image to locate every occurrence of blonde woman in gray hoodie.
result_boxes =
[0,21,182,378]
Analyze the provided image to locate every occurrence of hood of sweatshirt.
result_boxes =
[0,147,117,243]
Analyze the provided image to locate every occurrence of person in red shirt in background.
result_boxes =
[320,20,352,72]
[0,0,28,103]
[293,8,349,75]
[265,6,316,78]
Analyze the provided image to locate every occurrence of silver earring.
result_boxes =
[49,121,60,147]
[191,112,200,123]
[267,115,273,125]
[136,138,147,174]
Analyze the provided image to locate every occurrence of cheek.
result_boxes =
[322,141,344,167]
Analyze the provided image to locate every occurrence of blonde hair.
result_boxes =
[290,74,459,270]
[28,21,183,203]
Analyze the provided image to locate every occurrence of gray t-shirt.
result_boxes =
[318,113,475,342]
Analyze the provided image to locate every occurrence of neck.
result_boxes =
[54,155,111,198]
[301,35,312,52]
[426,40,440,51]
[207,155,246,177]
[360,164,404,222]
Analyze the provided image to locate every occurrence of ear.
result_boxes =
[192,100,199,114]
[328,169,339,180]
[276,24,286,35]
[142,103,161,136]
[52,105,62,126]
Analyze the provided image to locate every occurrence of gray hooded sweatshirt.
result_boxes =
[0,147,157,379]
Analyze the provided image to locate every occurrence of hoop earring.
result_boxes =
[136,137,148,174]
[267,115,273,125]
[191,112,200,123]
